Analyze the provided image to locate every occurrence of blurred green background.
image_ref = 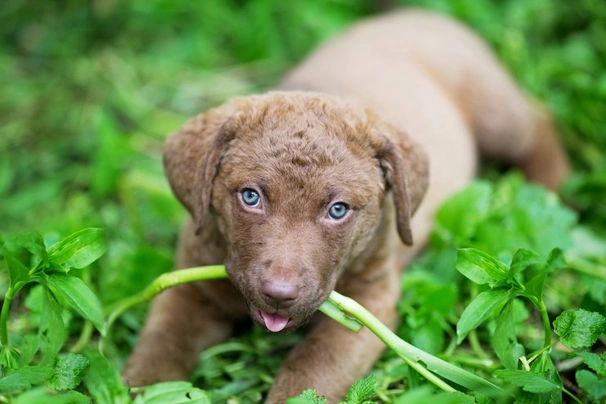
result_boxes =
[0,0,605,392]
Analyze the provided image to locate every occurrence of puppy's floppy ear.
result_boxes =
[163,107,237,233]
[370,115,429,246]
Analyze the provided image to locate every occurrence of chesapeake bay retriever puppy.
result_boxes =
[123,10,569,402]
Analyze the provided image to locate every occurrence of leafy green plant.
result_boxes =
[0,229,106,394]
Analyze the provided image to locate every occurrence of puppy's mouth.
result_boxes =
[254,309,292,333]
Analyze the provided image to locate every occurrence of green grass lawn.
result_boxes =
[1,0,605,403]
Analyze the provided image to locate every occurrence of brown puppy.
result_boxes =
[123,10,569,402]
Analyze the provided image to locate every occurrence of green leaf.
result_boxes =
[3,252,31,290]
[0,365,54,393]
[47,228,107,272]
[509,248,544,275]
[456,248,509,286]
[393,386,475,403]
[343,375,377,403]
[18,334,40,366]
[39,287,67,364]
[43,273,105,334]
[133,381,211,404]
[47,353,90,391]
[0,345,22,371]
[493,369,560,393]
[13,387,91,404]
[576,369,606,400]
[286,389,327,404]
[576,352,606,376]
[553,309,606,348]
[457,288,510,343]
[524,272,547,303]
[12,232,49,269]
[492,301,525,369]
[434,181,492,244]
[83,348,130,404]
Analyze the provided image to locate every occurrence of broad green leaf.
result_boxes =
[0,365,54,393]
[43,273,105,334]
[39,287,67,364]
[457,288,510,343]
[493,369,560,393]
[509,248,544,276]
[133,381,211,404]
[576,352,606,376]
[12,232,48,269]
[344,375,377,403]
[2,252,31,290]
[553,309,606,348]
[576,369,606,400]
[524,272,547,303]
[286,389,327,404]
[13,387,91,404]
[18,334,40,367]
[47,228,107,272]
[83,348,129,404]
[394,386,475,404]
[456,248,508,286]
[47,353,90,391]
[492,301,525,369]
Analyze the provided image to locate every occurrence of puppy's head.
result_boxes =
[164,92,428,332]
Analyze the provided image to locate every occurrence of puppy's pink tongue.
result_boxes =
[260,312,289,332]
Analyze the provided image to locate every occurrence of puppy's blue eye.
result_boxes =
[328,202,349,220]
[241,189,261,207]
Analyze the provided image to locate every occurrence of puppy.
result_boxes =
[123,10,569,402]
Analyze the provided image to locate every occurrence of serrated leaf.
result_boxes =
[576,369,606,400]
[553,309,606,348]
[576,352,606,376]
[457,288,510,343]
[286,389,327,404]
[39,287,67,364]
[47,353,90,391]
[133,381,211,404]
[456,248,509,286]
[493,369,560,393]
[83,348,129,404]
[0,365,54,393]
[343,375,377,403]
[43,273,105,334]
[47,228,107,272]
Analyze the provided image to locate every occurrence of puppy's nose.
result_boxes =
[261,281,299,308]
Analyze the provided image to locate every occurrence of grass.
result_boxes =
[1,0,605,403]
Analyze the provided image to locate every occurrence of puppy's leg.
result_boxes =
[265,268,401,403]
[122,282,236,385]
[123,218,246,386]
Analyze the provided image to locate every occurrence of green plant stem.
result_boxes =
[537,301,552,349]
[103,265,226,333]
[71,320,93,353]
[468,329,490,359]
[328,291,505,397]
[0,289,14,348]
[563,387,584,404]
[103,265,504,398]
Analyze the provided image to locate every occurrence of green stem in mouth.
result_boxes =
[103,265,505,398]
